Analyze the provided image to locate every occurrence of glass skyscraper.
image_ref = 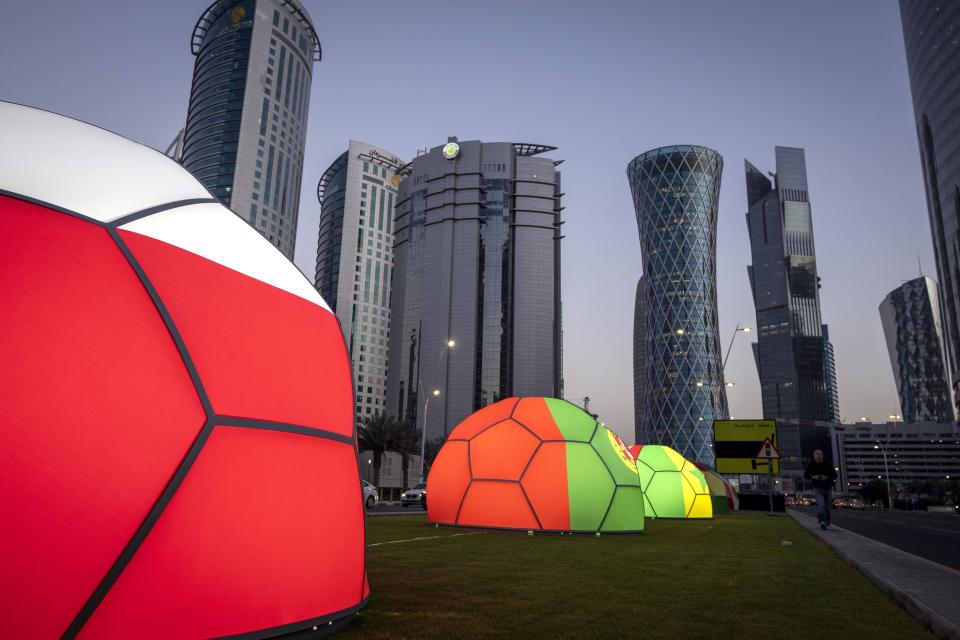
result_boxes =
[182,0,319,259]
[316,141,405,419]
[745,146,837,423]
[900,1,960,415]
[879,276,953,423]
[386,138,563,440]
[629,145,727,465]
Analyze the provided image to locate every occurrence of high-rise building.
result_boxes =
[629,145,728,465]
[822,324,840,422]
[182,0,320,260]
[316,141,405,419]
[386,138,563,439]
[879,276,953,423]
[900,2,960,416]
[745,146,836,422]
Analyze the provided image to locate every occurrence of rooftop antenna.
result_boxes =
[918,250,923,278]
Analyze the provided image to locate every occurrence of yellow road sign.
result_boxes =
[712,419,779,474]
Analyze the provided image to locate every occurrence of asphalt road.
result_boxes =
[366,502,425,516]
[794,506,960,570]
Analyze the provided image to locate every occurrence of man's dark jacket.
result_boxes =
[804,460,837,490]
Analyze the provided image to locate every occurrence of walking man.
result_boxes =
[804,449,838,530]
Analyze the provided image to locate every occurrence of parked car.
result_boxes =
[361,480,378,509]
[848,498,866,510]
[401,483,427,508]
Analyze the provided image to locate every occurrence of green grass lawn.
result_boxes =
[339,512,931,639]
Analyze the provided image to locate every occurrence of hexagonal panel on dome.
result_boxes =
[681,462,710,494]
[511,397,563,440]
[600,486,645,532]
[426,441,471,525]
[457,481,539,530]
[544,398,596,442]
[637,459,656,490]
[520,442,570,530]
[589,426,641,486]
[448,397,518,441]
[565,442,616,531]
[636,444,686,472]
[645,471,687,519]
[470,419,540,481]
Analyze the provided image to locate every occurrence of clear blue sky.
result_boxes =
[2,1,930,442]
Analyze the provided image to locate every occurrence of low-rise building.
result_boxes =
[831,421,960,494]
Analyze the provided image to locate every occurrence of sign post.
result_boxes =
[713,420,780,512]
[755,437,782,515]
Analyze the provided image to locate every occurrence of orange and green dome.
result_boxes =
[427,397,645,532]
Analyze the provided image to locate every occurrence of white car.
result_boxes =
[401,483,427,508]
[361,480,378,509]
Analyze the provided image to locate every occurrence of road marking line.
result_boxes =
[367,532,485,547]
[918,525,960,536]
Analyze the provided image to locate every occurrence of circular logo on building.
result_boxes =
[229,6,246,23]
[442,142,460,160]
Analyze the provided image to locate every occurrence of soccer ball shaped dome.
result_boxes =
[427,397,645,532]
[0,103,366,639]
[631,444,713,519]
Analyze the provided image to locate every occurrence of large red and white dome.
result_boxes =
[0,102,367,639]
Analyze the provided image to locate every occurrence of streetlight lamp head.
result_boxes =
[873,445,879,450]
[695,381,704,388]
[725,381,735,387]
[675,328,685,336]
[742,326,751,333]
[446,339,456,348]
[432,389,440,397]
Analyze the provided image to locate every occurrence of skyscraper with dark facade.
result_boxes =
[316,141,405,420]
[745,146,837,423]
[629,146,728,465]
[182,0,319,259]
[386,138,563,440]
[900,1,960,415]
[633,276,646,438]
[879,276,953,423]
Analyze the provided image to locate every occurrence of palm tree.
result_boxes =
[357,411,402,488]
[392,421,422,489]
[423,434,448,477]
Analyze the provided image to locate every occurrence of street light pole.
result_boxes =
[874,443,893,510]
[713,324,751,417]
[418,339,455,482]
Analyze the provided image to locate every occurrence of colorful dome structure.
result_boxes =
[427,397,645,533]
[691,461,739,513]
[630,444,713,519]
[0,102,366,639]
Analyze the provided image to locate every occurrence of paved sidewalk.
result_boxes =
[789,509,960,639]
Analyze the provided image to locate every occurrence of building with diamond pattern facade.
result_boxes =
[879,276,954,423]
[746,146,838,423]
[629,146,728,465]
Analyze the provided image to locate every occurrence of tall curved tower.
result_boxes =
[628,145,727,465]
[182,0,320,260]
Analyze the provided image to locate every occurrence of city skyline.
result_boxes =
[1,1,933,442]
